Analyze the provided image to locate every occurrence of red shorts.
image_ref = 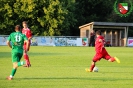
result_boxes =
[93,48,111,62]
[23,41,31,51]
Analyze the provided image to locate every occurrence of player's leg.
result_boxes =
[92,40,95,46]
[89,38,92,46]
[7,53,25,80]
[27,41,31,51]
[23,43,31,67]
[85,61,96,72]
[23,51,31,67]
[85,53,102,72]
[17,53,25,67]
[103,49,120,63]
[108,57,120,63]
[7,62,17,80]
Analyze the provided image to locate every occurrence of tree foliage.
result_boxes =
[0,0,133,36]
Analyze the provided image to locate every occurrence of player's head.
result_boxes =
[22,21,28,28]
[96,30,101,36]
[15,25,21,32]
[91,30,94,33]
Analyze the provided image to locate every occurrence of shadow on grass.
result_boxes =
[29,52,68,56]
[20,77,132,81]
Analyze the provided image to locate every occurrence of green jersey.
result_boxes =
[7,32,28,53]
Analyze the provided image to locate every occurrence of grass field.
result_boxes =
[0,46,133,88]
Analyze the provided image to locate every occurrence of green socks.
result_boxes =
[17,61,25,67]
[10,61,25,78]
[10,68,17,77]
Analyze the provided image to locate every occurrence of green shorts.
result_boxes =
[11,52,23,63]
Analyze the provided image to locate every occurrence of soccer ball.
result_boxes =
[93,67,98,72]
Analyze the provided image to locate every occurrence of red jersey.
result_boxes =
[95,35,105,54]
[22,28,32,39]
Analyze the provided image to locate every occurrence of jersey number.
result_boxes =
[15,35,21,42]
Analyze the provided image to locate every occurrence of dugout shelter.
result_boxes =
[79,22,133,46]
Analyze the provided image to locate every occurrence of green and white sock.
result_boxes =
[17,61,25,67]
[10,68,17,77]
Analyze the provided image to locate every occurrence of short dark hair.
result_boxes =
[96,30,101,35]
[22,21,28,24]
[15,25,21,31]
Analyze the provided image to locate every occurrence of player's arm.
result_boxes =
[99,39,105,44]
[24,34,29,52]
[99,39,104,53]
[99,39,102,42]
[28,30,32,40]
[99,39,104,47]
[7,40,12,48]
[7,34,12,48]
[28,37,32,41]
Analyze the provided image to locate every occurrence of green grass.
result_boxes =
[0,46,133,88]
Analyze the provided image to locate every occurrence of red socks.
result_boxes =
[109,57,115,62]
[24,54,29,60]
[24,54,31,67]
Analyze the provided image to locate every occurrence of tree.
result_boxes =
[37,0,67,36]
[0,0,15,34]
[0,0,133,36]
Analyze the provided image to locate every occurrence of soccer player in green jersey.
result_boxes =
[6,25,29,80]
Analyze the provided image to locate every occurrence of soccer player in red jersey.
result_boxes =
[85,30,120,72]
[22,21,32,67]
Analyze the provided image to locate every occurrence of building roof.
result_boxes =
[94,22,133,26]
[79,22,133,29]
